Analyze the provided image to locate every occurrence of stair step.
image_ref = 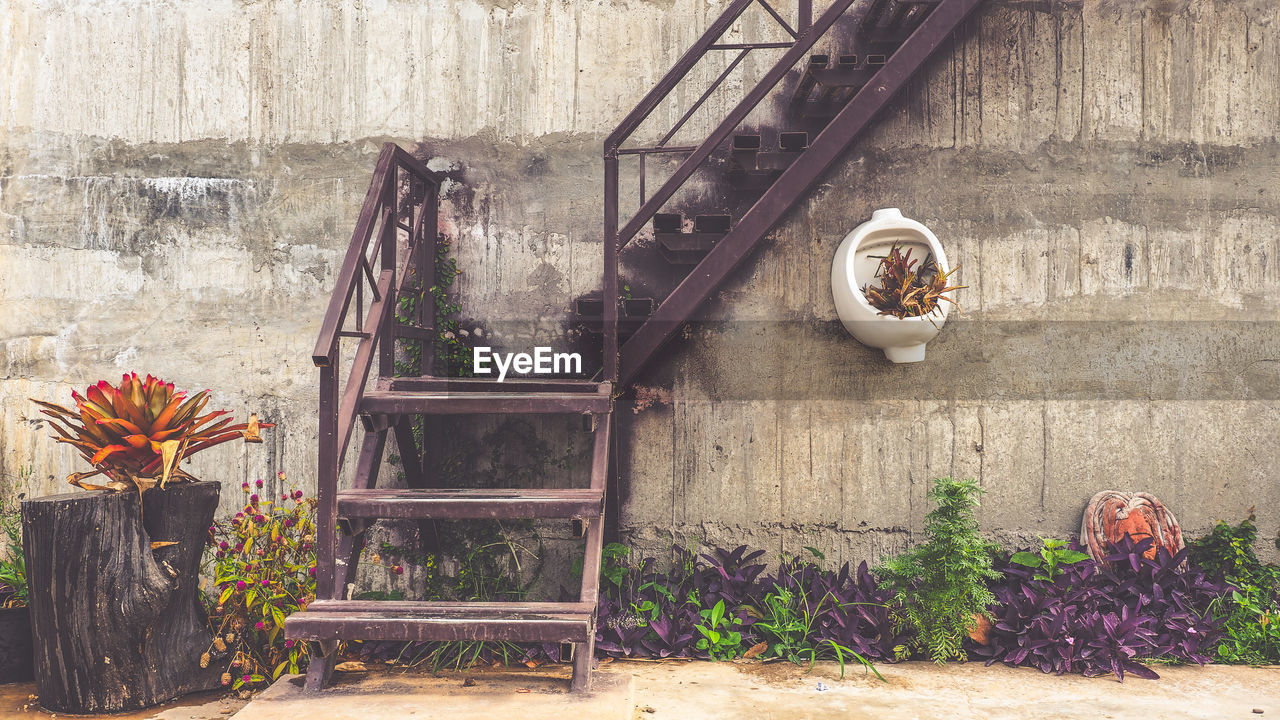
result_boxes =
[338,488,604,520]
[286,600,593,643]
[727,167,783,190]
[385,377,610,394]
[306,599,596,615]
[360,389,610,415]
[656,232,719,265]
[574,296,653,338]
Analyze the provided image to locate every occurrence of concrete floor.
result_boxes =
[3,660,1277,719]
[0,682,246,719]
[618,659,1280,720]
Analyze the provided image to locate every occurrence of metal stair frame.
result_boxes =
[295,0,984,697]
[605,0,984,385]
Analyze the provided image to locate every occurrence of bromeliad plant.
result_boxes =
[862,244,965,320]
[32,373,271,494]
[203,472,317,689]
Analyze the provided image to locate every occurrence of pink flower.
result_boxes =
[255,479,264,488]
[308,566,316,577]
[219,541,230,550]
[284,639,294,649]
[241,482,250,490]
[255,621,265,631]
[293,490,304,500]
[249,494,259,505]
[215,551,225,559]
[393,565,404,575]
[261,579,270,587]
[236,580,247,591]
[242,674,251,683]
[255,515,266,523]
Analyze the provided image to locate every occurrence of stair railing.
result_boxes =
[311,143,443,599]
[602,0,850,382]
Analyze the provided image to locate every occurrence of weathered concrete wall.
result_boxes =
[2,0,1278,583]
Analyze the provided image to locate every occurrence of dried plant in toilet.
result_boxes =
[862,243,965,320]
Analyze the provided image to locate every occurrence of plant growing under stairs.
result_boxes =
[286,0,983,693]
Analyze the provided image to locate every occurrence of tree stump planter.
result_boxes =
[0,605,34,683]
[20,481,223,713]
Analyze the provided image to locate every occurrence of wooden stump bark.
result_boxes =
[21,481,223,713]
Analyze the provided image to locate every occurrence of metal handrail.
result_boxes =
[601,0,816,382]
[312,142,442,600]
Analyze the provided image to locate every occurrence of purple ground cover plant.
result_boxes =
[974,535,1227,681]
[595,545,904,663]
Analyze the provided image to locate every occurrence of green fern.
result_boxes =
[875,477,1002,663]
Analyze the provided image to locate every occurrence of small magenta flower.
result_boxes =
[308,565,316,577]
[261,579,270,587]
[393,565,404,575]
[255,515,266,523]
[219,541,230,550]
[255,621,266,631]
[241,481,250,490]
[255,479,264,488]
[249,494,259,505]
[242,674,251,683]
[236,580,247,591]
[208,524,216,534]
[284,639,294,649]
[215,551,225,559]
[293,490,304,500]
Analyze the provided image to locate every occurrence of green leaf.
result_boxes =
[1010,552,1042,567]
[803,546,826,561]
[273,660,288,680]
[1057,550,1090,563]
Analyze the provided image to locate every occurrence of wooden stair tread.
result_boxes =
[286,601,592,643]
[384,377,609,394]
[337,487,604,520]
[306,599,596,615]
[360,389,611,415]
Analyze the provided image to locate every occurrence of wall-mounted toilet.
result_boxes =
[831,208,953,363]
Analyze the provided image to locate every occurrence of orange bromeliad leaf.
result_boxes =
[861,243,967,320]
[31,373,276,494]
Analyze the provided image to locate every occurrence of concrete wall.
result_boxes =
[3,0,1278,580]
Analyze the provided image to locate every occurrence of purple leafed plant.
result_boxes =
[595,545,903,662]
[759,557,907,661]
[974,536,1228,681]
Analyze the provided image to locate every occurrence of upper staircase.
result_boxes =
[287,0,982,694]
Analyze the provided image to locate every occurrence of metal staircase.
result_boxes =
[287,0,981,694]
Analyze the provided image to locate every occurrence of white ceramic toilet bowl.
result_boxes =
[831,208,952,363]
